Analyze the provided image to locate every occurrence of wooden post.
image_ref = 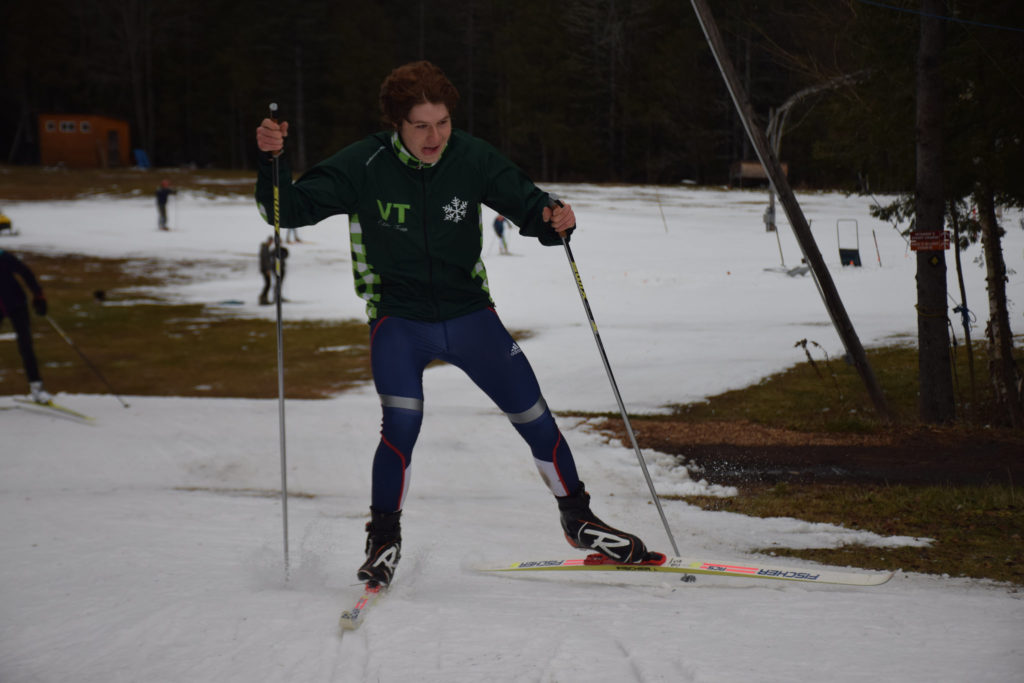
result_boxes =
[687,0,891,419]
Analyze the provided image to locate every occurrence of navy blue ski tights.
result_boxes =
[368,308,580,511]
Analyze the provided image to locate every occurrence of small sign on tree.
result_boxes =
[910,230,951,251]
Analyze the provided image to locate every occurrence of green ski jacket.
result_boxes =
[255,129,567,322]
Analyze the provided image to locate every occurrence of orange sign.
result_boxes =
[910,230,951,251]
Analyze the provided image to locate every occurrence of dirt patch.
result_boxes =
[592,418,1024,487]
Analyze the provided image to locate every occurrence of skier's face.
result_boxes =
[399,102,451,164]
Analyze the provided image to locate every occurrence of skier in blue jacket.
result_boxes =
[255,61,653,586]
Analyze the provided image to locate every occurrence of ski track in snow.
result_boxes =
[1,188,1023,682]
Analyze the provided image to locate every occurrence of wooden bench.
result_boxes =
[729,160,788,187]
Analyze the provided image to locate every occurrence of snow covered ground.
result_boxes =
[1,184,1022,682]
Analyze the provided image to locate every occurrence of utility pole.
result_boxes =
[688,0,891,419]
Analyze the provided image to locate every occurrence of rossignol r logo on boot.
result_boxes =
[374,545,400,572]
[581,528,630,560]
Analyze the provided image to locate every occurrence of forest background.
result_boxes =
[2,0,1022,194]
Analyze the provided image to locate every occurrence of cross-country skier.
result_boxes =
[255,60,654,587]
[493,214,509,254]
[155,179,177,231]
[0,249,52,403]
[258,236,288,306]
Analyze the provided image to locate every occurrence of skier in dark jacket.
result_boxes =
[155,179,177,231]
[258,236,287,305]
[493,214,509,254]
[255,60,653,587]
[0,249,52,403]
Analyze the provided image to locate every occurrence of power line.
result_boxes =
[855,0,1024,34]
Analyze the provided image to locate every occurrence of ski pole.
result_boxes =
[269,102,290,579]
[552,198,680,556]
[45,315,130,408]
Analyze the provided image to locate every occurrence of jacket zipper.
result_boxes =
[419,170,440,320]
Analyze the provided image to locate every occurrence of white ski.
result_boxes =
[478,553,893,586]
[339,583,387,631]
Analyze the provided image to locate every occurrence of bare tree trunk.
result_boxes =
[143,5,154,158]
[948,205,976,417]
[8,101,27,164]
[418,0,426,59]
[607,0,619,178]
[228,89,240,170]
[465,3,476,135]
[118,1,154,162]
[111,0,156,163]
[294,45,308,172]
[914,0,954,423]
[976,185,1024,427]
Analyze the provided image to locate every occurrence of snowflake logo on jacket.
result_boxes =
[443,196,468,223]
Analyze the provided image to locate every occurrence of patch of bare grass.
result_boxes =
[0,252,372,398]
[0,165,256,201]
[681,483,1022,585]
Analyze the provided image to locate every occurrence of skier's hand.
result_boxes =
[542,201,576,234]
[32,295,47,317]
[256,118,289,155]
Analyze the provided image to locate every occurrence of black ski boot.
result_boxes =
[357,508,402,586]
[558,482,652,564]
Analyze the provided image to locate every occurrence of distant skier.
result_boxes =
[255,60,654,588]
[155,179,177,231]
[493,214,509,254]
[0,249,52,403]
[258,236,288,305]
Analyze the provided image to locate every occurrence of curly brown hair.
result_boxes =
[379,61,460,128]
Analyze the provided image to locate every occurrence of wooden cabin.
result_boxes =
[37,114,132,168]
